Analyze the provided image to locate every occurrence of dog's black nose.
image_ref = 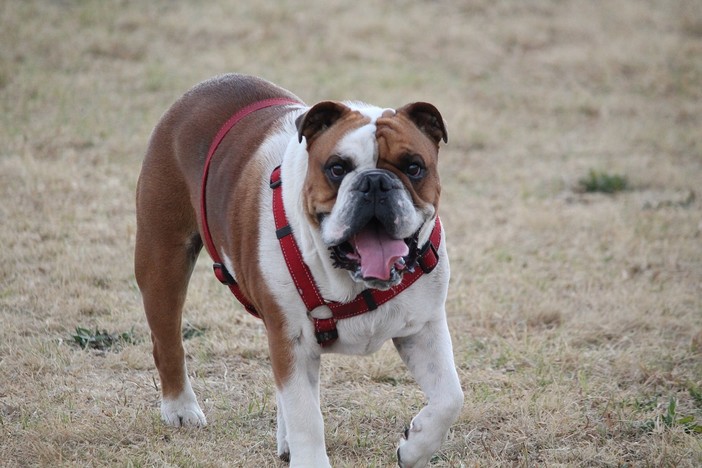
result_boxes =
[359,170,396,200]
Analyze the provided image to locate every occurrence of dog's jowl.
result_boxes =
[135,74,463,467]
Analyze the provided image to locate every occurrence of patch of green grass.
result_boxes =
[578,170,629,193]
[71,326,136,351]
[182,322,207,340]
[246,392,270,416]
[636,396,702,434]
[663,396,702,434]
[689,383,702,409]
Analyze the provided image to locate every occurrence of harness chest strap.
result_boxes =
[201,100,442,347]
[269,166,442,347]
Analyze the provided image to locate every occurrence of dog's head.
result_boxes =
[296,101,447,290]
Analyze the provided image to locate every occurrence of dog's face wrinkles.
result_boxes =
[298,101,446,290]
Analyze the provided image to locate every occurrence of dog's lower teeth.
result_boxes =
[390,268,400,282]
[352,268,364,281]
[350,267,403,285]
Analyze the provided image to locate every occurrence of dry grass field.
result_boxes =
[1,0,701,466]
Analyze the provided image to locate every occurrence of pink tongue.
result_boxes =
[352,224,409,280]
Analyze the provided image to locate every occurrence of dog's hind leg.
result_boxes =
[135,163,206,427]
[393,317,463,467]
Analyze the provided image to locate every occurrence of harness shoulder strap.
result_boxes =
[270,167,327,311]
[200,98,300,317]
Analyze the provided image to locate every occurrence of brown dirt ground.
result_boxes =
[1,0,701,466]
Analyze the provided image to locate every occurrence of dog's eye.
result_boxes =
[326,162,348,181]
[405,163,424,180]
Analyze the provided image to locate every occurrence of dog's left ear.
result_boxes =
[397,102,448,145]
[296,101,348,144]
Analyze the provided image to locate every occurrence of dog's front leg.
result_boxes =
[273,344,330,467]
[393,317,464,467]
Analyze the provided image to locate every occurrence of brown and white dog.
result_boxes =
[135,74,463,467]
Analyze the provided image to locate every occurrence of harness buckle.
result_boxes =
[417,242,439,274]
[313,317,338,347]
[361,289,378,311]
[270,166,282,189]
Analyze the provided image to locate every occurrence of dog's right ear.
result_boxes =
[296,101,348,144]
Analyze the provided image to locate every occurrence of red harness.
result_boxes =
[201,99,442,347]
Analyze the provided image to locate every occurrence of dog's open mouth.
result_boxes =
[330,219,420,287]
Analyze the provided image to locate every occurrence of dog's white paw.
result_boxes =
[161,391,207,427]
[396,424,433,468]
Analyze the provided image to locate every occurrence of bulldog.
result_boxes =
[135,74,463,467]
